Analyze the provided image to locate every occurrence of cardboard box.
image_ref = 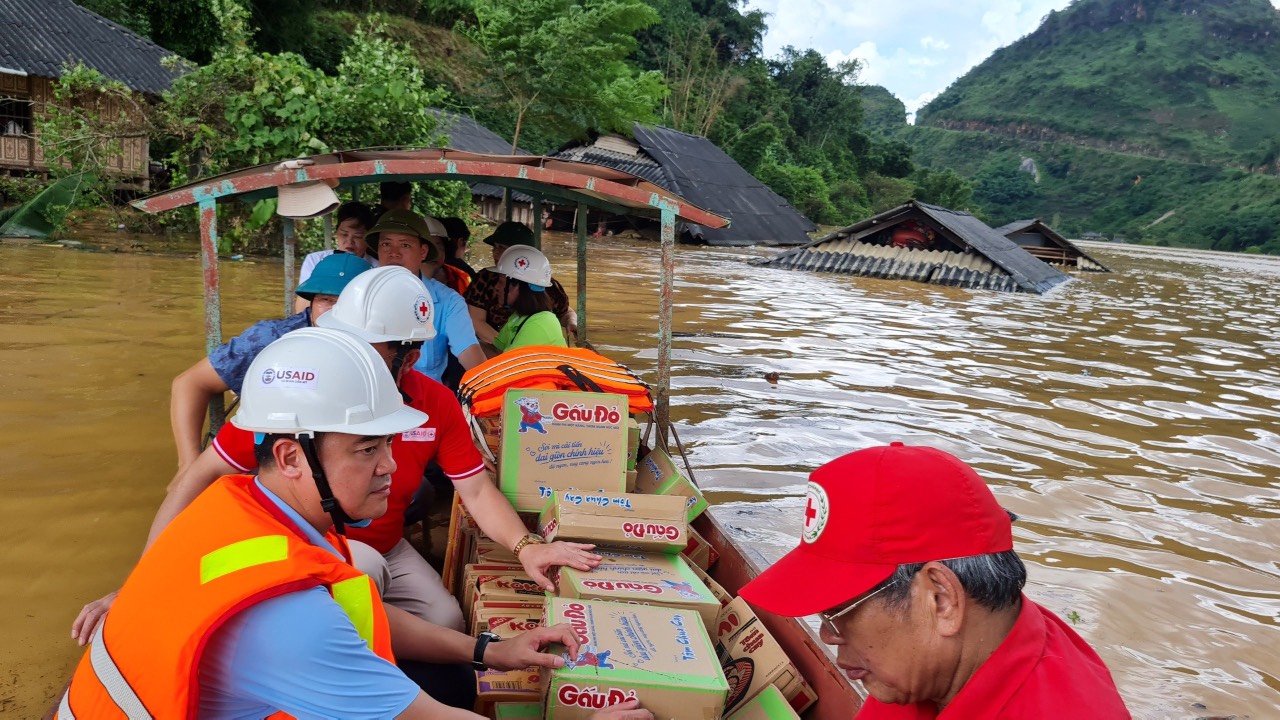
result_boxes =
[442,495,482,595]
[477,667,544,716]
[472,537,519,565]
[543,597,728,720]
[633,449,708,523]
[556,550,720,631]
[477,415,503,456]
[724,685,801,720]
[688,561,731,606]
[499,389,629,512]
[626,417,640,471]
[625,469,637,493]
[681,526,719,571]
[715,598,817,715]
[473,600,546,638]
[539,491,689,554]
[493,702,543,719]
[465,569,544,626]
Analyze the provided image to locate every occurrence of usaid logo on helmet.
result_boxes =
[259,366,318,389]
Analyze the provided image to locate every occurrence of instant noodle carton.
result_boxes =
[499,389,629,512]
[555,550,720,631]
[543,597,728,720]
[715,598,817,715]
[633,448,708,523]
[724,685,801,720]
[461,564,531,621]
[626,417,641,471]
[687,561,731,606]
[442,495,481,594]
[472,600,546,638]
[681,526,719,571]
[493,702,543,719]
[466,572,545,628]
[476,667,544,716]
[472,537,519,565]
[538,490,688,554]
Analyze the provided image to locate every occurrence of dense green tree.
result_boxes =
[766,48,863,156]
[458,0,666,149]
[912,167,974,209]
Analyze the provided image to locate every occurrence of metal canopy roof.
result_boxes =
[132,147,729,228]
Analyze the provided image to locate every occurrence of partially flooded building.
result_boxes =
[757,201,1071,294]
[996,219,1110,272]
[556,124,816,246]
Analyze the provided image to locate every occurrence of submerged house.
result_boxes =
[555,124,816,246]
[995,219,1110,272]
[757,201,1071,294]
[0,0,180,186]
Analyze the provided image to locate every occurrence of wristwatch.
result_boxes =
[473,631,501,670]
[512,533,545,557]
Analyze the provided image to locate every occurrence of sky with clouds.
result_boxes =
[743,0,1280,120]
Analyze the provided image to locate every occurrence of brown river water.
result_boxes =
[1,235,1277,718]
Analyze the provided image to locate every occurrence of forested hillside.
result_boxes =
[43,0,1280,254]
[905,0,1280,252]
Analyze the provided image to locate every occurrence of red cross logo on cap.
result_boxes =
[801,482,829,544]
[413,295,431,323]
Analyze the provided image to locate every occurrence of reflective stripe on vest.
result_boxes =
[200,534,289,584]
[331,575,377,651]
[65,620,154,719]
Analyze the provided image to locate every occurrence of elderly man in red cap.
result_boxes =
[740,442,1130,719]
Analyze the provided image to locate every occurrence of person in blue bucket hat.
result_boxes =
[168,252,372,471]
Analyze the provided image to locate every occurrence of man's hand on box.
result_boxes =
[486,622,580,670]
[589,700,655,720]
[519,540,601,592]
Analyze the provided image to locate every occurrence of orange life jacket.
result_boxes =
[57,475,393,719]
[439,264,471,294]
[459,345,653,417]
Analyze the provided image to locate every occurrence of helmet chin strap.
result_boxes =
[297,434,360,535]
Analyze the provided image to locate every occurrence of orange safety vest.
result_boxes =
[459,345,654,418]
[57,475,393,719]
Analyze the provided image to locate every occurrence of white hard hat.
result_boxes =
[316,265,436,343]
[232,327,428,436]
[276,179,340,219]
[496,246,553,290]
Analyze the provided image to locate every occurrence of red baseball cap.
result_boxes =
[739,443,1013,617]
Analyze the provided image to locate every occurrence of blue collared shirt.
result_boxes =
[413,277,479,382]
[197,480,419,719]
[208,311,312,394]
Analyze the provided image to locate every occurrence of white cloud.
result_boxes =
[827,42,888,86]
[920,36,950,50]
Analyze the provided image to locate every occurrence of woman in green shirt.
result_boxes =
[492,246,568,352]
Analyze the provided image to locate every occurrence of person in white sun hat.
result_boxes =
[491,245,568,353]
[58,327,655,719]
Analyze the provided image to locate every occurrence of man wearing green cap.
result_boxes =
[365,209,485,384]
[169,252,372,470]
[464,221,577,344]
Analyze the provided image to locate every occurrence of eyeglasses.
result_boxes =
[818,582,895,641]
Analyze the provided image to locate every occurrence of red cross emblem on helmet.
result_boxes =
[413,295,431,323]
[515,255,530,270]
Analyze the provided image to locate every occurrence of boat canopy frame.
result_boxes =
[132,147,730,447]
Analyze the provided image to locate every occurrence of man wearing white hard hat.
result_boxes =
[58,327,651,720]
[72,267,599,643]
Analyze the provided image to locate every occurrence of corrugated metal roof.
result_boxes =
[994,218,1111,272]
[554,124,816,247]
[758,201,1071,294]
[0,0,182,94]
[425,109,535,202]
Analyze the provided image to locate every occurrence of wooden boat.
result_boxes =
[46,151,863,719]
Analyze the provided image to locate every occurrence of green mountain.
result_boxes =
[860,85,908,137]
[903,0,1280,252]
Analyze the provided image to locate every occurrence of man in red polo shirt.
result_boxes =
[739,443,1130,719]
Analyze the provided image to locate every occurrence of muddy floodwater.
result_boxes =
[2,236,1277,718]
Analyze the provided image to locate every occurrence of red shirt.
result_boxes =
[856,596,1129,720]
[212,370,485,553]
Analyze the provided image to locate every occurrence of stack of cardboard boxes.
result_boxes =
[452,388,810,719]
